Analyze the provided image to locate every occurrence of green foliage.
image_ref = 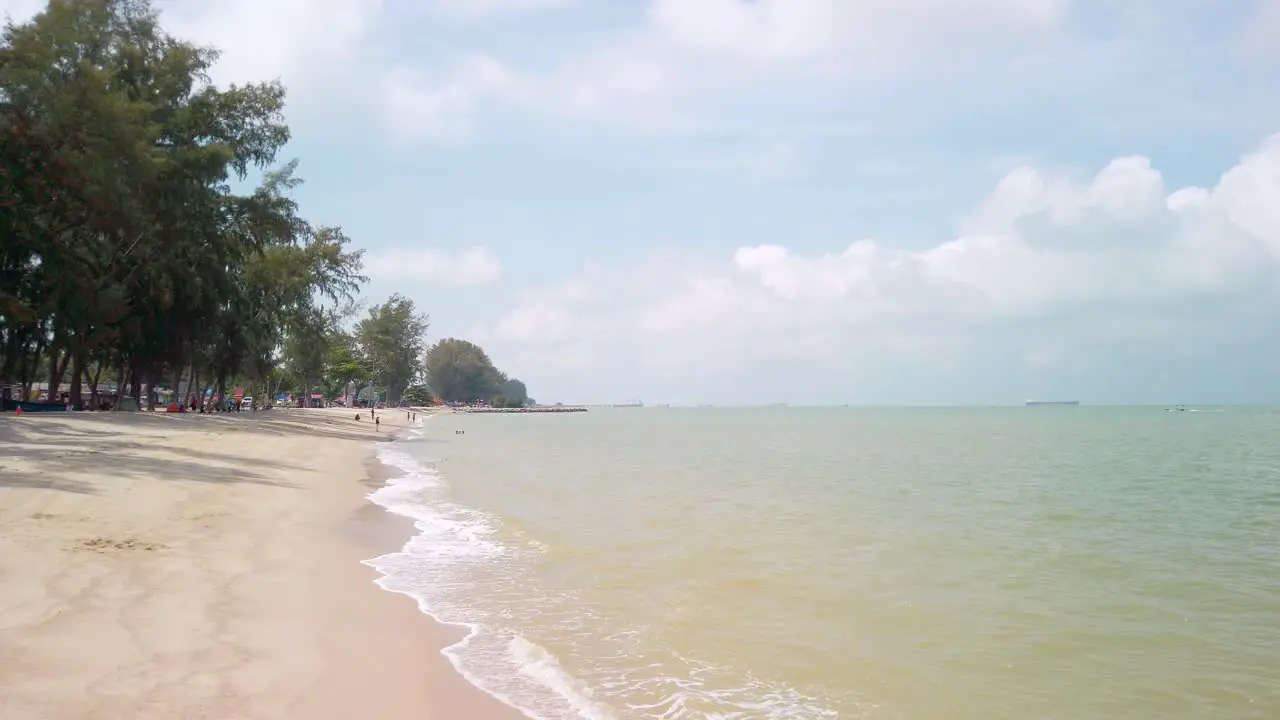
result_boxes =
[402,383,432,405]
[0,0,364,405]
[320,331,370,398]
[354,294,429,405]
[0,0,529,413]
[424,338,504,404]
[500,377,529,406]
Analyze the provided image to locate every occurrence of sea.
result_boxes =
[364,406,1280,720]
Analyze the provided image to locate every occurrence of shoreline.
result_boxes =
[0,408,526,720]
[361,414,548,720]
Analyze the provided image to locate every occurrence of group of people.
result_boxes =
[352,407,424,432]
[186,396,253,413]
[355,407,382,430]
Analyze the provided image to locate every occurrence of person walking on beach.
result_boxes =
[375,416,380,431]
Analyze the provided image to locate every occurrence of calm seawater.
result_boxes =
[367,407,1280,719]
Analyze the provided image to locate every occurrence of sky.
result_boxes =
[6,0,1280,406]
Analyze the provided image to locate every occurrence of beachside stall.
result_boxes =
[2,379,179,413]
[2,387,68,413]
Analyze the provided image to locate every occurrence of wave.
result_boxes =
[364,439,616,719]
[362,421,840,719]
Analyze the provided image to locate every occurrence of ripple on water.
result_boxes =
[365,443,843,720]
[366,408,1280,720]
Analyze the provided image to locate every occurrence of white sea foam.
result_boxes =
[362,424,840,720]
[365,439,611,720]
[511,636,620,720]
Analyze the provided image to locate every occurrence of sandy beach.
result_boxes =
[0,408,525,720]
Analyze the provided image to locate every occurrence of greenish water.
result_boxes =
[367,407,1280,719]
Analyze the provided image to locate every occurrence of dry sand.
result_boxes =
[0,408,526,720]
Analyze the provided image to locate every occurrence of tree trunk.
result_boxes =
[22,326,47,401]
[171,365,182,409]
[89,359,103,411]
[112,362,126,410]
[10,348,22,400]
[192,367,201,410]
[44,346,58,399]
[47,343,68,403]
[129,366,141,406]
[17,339,32,400]
[0,330,17,384]
[69,349,85,409]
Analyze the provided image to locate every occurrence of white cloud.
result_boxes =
[470,267,638,376]
[159,0,382,91]
[0,0,43,23]
[377,0,1073,140]
[644,0,1065,67]
[552,43,688,131]
[0,0,383,98]
[491,279,592,345]
[380,55,520,143]
[422,0,575,23]
[733,142,803,179]
[481,131,1280,374]
[1241,0,1280,62]
[364,246,502,285]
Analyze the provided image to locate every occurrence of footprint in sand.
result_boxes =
[74,536,166,553]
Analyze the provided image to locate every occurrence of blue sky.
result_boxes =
[7,0,1280,405]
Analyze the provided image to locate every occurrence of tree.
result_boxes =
[500,377,529,407]
[0,0,365,410]
[401,383,432,405]
[322,331,371,401]
[424,338,505,404]
[354,294,429,405]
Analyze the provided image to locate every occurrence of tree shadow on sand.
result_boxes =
[0,470,99,494]
[0,409,408,497]
[0,423,298,495]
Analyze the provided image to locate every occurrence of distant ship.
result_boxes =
[1025,400,1080,407]
[612,398,644,408]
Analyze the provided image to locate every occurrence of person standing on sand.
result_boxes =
[375,416,380,431]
